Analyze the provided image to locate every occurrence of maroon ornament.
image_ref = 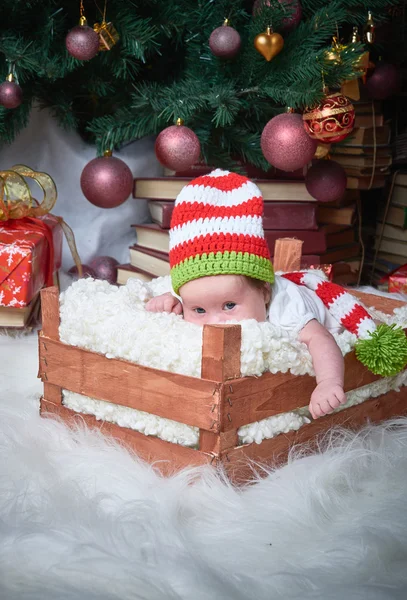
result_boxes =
[89,256,119,284]
[305,159,347,203]
[261,113,317,172]
[65,23,100,60]
[365,62,400,100]
[68,264,96,279]
[253,0,302,31]
[209,20,241,59]
[80,152,133,209]
[0,76,22,109]
[155,119,201,172]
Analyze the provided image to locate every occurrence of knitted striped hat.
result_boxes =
[169,169,274,294]
[282,271,407,377]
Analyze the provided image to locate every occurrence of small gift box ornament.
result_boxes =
[93,20,119,51]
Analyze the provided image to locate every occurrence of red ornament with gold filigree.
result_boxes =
[302,93,355,144]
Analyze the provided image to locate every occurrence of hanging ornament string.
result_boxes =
[368,100,377,191]
[93,0,120,51]
[369,170,401,284]
[0,165,82,278]
[356,195,365,287]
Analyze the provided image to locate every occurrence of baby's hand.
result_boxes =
[309,379,346,419]
[145,292,183,315]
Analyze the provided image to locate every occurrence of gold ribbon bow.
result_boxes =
[0,164,82,277]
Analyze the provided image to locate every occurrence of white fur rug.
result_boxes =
[2,334,407,598]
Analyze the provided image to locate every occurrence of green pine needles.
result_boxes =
[356,324,407,378]
[0,0,400,168]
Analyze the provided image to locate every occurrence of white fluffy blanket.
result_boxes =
[60,276,407,379]
[2,335,407,598]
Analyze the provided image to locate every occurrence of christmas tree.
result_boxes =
[0,0,400,171]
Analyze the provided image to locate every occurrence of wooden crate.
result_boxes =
[38,241,407,483]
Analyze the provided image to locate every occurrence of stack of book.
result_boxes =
[117,175,361,286]
[367,172,407,286]
[330,101,392,190]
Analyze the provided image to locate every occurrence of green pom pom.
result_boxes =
[355,324,407,377]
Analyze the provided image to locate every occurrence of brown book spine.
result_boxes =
[317,206,356,226]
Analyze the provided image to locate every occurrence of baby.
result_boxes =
[145,169,347,420]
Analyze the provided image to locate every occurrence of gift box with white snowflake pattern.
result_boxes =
[0,215,62,308]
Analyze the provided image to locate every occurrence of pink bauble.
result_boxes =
[155,125,201,171]
[65,25,100,60]
[80,155,133,208]
[365,63,400,100]
[89,256,119,284]
[305,160,347,203]
[253,0,302,30]
[68,264,96,279]
[209,25,241,59]
[0,80,23,109]
[261,113,317,171]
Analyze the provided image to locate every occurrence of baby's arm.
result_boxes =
[145,292,183,315]
[299,319,346,419]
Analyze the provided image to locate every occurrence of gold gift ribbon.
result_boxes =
[0,164,82,277]
[93,20,119,51]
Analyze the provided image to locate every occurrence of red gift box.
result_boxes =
[0,215,62,307]
[388,264,407,294]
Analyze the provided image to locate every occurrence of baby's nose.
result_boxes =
[204,313,227,325]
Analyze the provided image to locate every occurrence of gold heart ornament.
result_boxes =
[254,26,284,62]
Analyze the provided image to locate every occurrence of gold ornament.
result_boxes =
[314,142,331,159]
[93,20,119,50]
[254,26,284,62]
[324,36,344,65]
[363,11,375,44]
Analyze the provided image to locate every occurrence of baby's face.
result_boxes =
[179,275,270,325]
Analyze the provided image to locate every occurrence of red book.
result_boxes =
[264,228,355,255]
[148,201,318,231]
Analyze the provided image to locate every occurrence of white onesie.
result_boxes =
[267,275,343,338]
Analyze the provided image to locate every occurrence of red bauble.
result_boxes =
[0,80,22,109]
[65,24,100,60]
[68,264,96,279]
[303,93,355,144]
[155,123,201,171]
[89,256,119,284]
[365,62,400,100]
[209,23,241,59]
[305,159,347,203]
[80,154,133,208]
[261,113,317,171]
[253,0,302,30]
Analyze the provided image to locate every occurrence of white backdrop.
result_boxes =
[0,105,162,271]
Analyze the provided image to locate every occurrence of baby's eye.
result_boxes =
[194,307,206,314]
[223,302,236,311]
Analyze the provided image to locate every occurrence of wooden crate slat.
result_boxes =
[349,290,406,314]
[40,399,213,474]
[223,387,407,483]
[221,350,383,431]
[39,336,222,432]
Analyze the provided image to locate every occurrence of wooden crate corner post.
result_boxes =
[38,286,63,409]
[199,324,242,458]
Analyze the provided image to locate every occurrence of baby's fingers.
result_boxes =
[172,302,183,315]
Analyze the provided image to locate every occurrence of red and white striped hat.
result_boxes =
[282,271,407,377]
[169,169,274,294]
